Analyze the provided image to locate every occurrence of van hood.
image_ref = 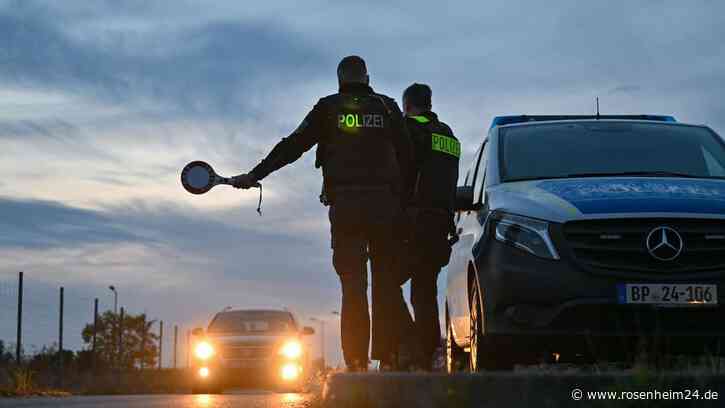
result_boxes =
[487,177,725,223]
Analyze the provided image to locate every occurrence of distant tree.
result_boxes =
[0,340,13,366]
[81,311,159,370]
[27,345,77,373]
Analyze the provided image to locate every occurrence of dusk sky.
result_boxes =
[1,0,724,367]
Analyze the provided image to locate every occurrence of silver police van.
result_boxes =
[445,115,725,372]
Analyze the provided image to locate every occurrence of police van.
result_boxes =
[444,115,725,371]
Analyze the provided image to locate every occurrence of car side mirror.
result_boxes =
[192,327,204,336]
[454,186,480,212]
[302,326,315,336]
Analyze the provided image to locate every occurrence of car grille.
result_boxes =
[563,218,725,273]
[219,345,275,359]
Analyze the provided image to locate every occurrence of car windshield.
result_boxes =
[207,311,295,334]
[500,122,725,182]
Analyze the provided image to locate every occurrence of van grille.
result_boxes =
[563,219,725,273]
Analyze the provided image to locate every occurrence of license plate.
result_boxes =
[618,284,718,306]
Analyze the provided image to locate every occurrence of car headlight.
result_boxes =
[491,212,559,260]
[281,362,301,381]
[198,367,210,378]
[195,341,214,360]
[280,340,303,359]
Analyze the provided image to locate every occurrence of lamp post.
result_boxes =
[108,286,118,315]
[309,318,326,371]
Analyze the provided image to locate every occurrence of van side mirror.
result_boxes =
[192,327,204,336]
[302,326,315,336]
[454,186,480,212]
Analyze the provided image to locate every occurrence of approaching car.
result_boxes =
[445,115,725,372]
[190,308,314,393]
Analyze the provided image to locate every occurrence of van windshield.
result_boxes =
[207,311,296,334]
[500,122,725,182]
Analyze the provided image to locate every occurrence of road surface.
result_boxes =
[0,391,314,408]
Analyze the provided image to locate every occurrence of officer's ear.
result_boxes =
[363,74,369,86]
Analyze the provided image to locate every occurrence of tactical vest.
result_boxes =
[316,93,401,195]
[408,114,460,211]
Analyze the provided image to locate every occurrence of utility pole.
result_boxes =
[92,298,98,373]
[116,307,124,387]
[140,314,146,370]
[320,320,326,370]
[310,318,326,371]
[118,307,124,368]
[158,321,163,370]
[16,272,23,365]
[109,286,118,315]
[186,330,190,368]
[58,286,64,387]
[173,325,178,369]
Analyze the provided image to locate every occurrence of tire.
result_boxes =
[446,304,468,373]
[469,280,514,371]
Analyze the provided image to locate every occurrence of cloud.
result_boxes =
[0,196,332,284]
[0,197,143,249]
[608,85,642,95]
[0,3,332,117]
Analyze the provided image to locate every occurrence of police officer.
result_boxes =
[401,83,460,370]
[231,56,413,371]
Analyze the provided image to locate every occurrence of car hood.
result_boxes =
[205,333,292,347]
[487,177,725,223]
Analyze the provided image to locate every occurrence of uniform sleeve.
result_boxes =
[386,99,414,204]
[406,118,430,171]
[250,99,327,180]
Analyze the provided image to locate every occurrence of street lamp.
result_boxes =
[309,318,326,371]
[108,286,118,314]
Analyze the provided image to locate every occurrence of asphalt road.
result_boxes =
[0,391,314,408]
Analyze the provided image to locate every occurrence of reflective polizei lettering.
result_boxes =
[432,133,461,157]
[337,113,385,129]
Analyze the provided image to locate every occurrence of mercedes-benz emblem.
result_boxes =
[646,226,684,261]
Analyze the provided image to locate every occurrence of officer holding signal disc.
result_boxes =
[231,56,413,371]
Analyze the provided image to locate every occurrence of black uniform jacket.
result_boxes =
[405,111,460,212]
[250,83,413,200]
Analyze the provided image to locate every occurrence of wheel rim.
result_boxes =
[469,284,480,371]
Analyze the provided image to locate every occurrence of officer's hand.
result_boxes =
[231,173,258,189]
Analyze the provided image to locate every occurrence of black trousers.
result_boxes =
[400,210,451,367]
[329,191,401,366]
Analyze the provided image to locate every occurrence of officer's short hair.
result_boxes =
[337,56,367,83]
[403,83,432,110]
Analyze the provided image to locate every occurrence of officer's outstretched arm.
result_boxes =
[248,100,326,181]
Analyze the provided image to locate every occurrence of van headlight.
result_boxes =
[280,340,303,359]
[195,341,214,360]
[491,212,559,260]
